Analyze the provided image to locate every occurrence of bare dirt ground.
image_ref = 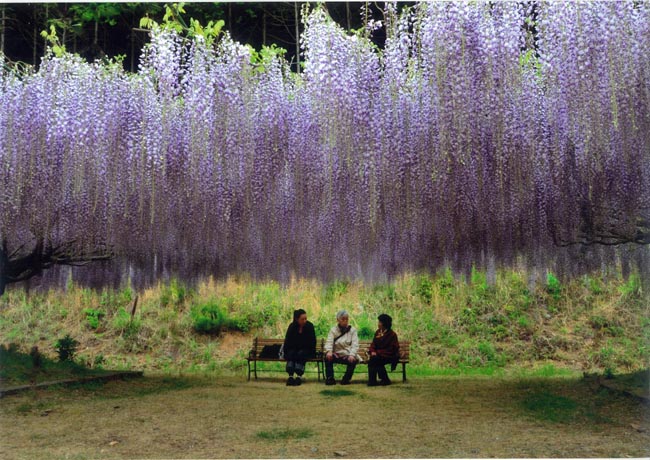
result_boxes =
[0,373,648,459]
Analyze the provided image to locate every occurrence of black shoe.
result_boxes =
[367,381,379,387]
[295,377,302,386]
[325,377,336,386]
[340,378,351,385]
[379,379,391,386]
[286,377,295,386]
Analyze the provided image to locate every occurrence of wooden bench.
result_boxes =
[247,337,410,383]
[247,337,325,381]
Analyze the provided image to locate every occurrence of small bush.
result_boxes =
[546,273,562,300]
[54,334,79,362]
[415,274,433,304]
[618,274,640,298]
[353,313,375,339]
[83,308,105,330]
[112,307,142,338]
[191,300,229,334]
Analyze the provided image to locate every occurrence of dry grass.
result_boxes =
[0,373,648,459]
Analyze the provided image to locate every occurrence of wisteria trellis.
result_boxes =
[1,2,649,288]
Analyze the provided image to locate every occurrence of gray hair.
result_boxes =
[336,310,349,320]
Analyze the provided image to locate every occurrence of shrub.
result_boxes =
[415,274,433,304]
[191,300,229,334]
[54,334,79,362]
[353,313,375,340]
[546,273,562,300]
[83,308,105,330]
[112,307,142,338]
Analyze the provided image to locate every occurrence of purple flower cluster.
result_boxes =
[1,2,648,289]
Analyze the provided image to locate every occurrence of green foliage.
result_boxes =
[352,313,375,340]
[322,280,349,304]
[54,334,79,362]
[190,299,229,334]
[140,2,225,46]
[436,268,456,298]
[414,274,433,303]
[40,25,66,57]
[313,315,332,337]
[160,278,189,308]
[70,3,122,26]
[584,276,604,295]
[618,274,641,298]
[546,273,562,300]
[112,307,141,338]
[83,308,105,330]
[248,44,287,72]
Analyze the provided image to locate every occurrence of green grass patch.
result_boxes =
[319,389,356,397]
[521,391,579,423]
[256,428,314,440]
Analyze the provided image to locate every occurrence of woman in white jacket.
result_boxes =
[324,310,361,385]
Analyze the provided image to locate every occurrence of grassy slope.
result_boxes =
[0,269,648,377]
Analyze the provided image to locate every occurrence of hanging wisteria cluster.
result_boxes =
[1,1,649,289]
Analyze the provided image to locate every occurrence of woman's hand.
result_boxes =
[326,351,333,361]
[370,351,377,357]
[347,355,356,363]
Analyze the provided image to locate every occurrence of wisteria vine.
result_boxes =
[1,1,649,289]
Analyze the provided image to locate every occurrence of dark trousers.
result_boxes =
[324,355,357,380]
[368,355,393,383]
[285,349,312,376]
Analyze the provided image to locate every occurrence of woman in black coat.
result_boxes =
[283,309,316,386]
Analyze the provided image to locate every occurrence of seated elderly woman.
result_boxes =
[324,310,361,385]
[367,313,400,386]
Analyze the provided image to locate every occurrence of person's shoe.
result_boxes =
[294,377,302,386]
[367,381,379,387]
[286,377,295,386]
[325,377,336,386]
[340,377,351,385]
[379,379,392,386]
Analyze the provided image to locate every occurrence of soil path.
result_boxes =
[0,374,648,459]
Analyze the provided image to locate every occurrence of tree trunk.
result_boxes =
[0,246,7,297]
[486,253,496,287]
[262,8,267,46]
[295,2,300,73]
[94,19,98,46]
[346,2,351,31]
[1,5,6,57]
[33,13,37,66]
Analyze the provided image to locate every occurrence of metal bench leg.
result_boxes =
[402,363,406,382]
[317,360,321,381]
[247,360,251,381]
[254,360,258,380]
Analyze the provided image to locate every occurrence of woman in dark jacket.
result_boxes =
[283,309,316,386]
[367,313,400,386]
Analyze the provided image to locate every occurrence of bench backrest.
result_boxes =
[357,340,410,363]
[251,337,409,362]
[250,337,325,359]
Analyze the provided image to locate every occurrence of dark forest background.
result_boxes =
[0,2,404,73]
